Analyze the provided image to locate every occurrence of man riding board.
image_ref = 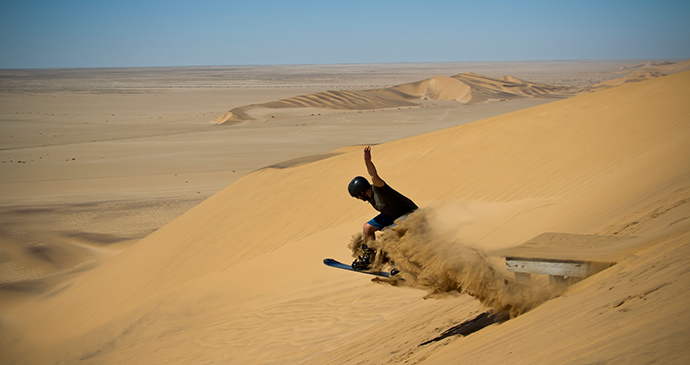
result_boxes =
[348,146,418,270]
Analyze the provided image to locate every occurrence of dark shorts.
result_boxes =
[367,213,399,230]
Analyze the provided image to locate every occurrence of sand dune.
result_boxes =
[594,70,667,87]
[213,60,690,126]
[617,60,675,70]
[2,69,689,364]
[2,62,598,299]
[616,59,690,74]
[594,59,690,88]
[213,72,582,125]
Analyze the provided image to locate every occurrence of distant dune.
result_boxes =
[595,59,690,88]
[213,72,583,125]
[617,60,675,70]
[594,70,667,87]
[214,60,690,125]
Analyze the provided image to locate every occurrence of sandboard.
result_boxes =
[323,258,391,278]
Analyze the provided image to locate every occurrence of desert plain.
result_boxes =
[1,59,689,364]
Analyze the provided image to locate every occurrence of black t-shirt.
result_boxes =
[368,183,418,219]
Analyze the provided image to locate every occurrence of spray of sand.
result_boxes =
[349,205,563,317]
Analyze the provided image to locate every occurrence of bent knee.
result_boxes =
[363,223,378,235]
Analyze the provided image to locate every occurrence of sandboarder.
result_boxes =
[348,145,418,270]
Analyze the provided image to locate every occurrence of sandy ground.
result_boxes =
[0,61,631,272]
[1,60,689,364]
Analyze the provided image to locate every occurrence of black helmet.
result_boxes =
[348,176,371,198]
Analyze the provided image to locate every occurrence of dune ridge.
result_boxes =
[2,71,689,364]
[213,72,582,124]
[616,59,690,73]
[594,70,667,87]
[213,60,689,125]
[592,59,690,88]
[618,60,674,70]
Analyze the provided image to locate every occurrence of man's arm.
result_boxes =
[364,146,385,187]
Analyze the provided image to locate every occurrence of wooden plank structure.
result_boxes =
[497,233,638,285]
[505,256,613,284]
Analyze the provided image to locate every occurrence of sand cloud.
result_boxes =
[351,205,563,317]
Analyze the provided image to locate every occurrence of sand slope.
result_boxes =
[2,72,690,364]
[214,72,581,124]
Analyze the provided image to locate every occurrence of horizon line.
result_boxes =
[1,57,686,72]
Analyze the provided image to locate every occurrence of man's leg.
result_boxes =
[355,214,397,271]
[364,214,396,242]
[363,222,379,243]
[353,222,380,271]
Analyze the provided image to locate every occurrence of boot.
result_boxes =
[352,244,376,271]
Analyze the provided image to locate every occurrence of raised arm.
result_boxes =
[364,146,385,187]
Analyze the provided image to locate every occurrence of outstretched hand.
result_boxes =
[363,145,384,187]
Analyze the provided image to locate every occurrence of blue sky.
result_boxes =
[1,0,688,68]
